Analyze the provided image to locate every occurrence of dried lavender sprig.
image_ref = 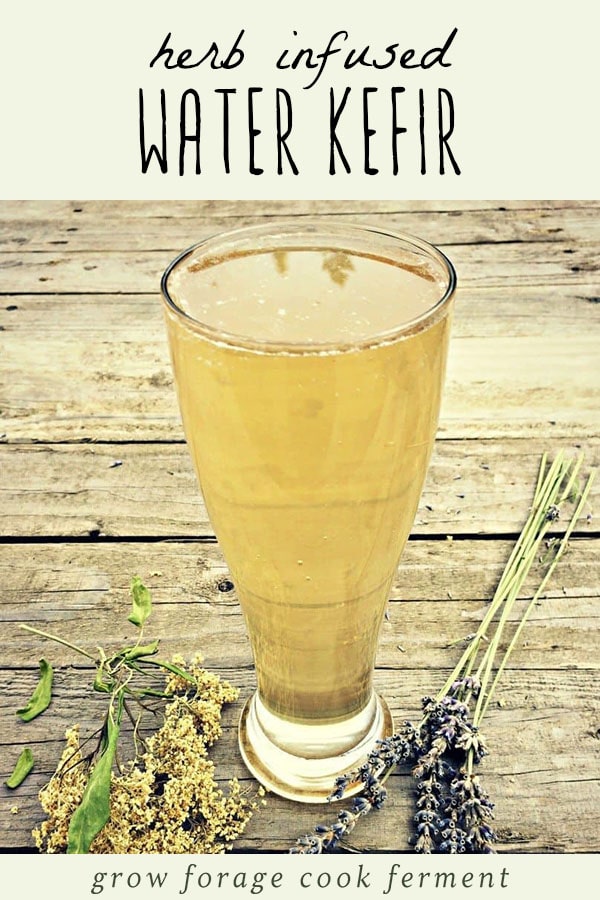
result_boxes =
[413,768,444,853]
[443,773,495,853]
[408,691,493,854]
[409,455,588,764]
[290,694,492,855]
[289,795,378,854]
[435,456,594,799]
[290,453,595,854]
[414,455,594,846]
[290,722,421,854]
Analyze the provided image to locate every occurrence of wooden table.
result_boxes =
[0,200,598,853]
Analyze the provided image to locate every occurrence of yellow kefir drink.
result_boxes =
[162,223,455,801]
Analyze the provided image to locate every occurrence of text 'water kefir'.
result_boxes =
[164,242,453,726]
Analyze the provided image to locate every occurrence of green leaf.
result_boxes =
[145,658,197,683]
[127,577,152,628]
[17,658,53,722]
[136,688,170,699]
[93,669,113,694]
[120,639,160,662]
[67,694,123,854]
[5,748,34,788]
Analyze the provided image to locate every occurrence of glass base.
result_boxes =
[238,691,394,803]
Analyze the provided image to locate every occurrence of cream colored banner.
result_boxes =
[0,0,597,198]
[2,852,599,899]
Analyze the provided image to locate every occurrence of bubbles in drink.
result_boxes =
[168,246,445,345]
[164,242,453,726]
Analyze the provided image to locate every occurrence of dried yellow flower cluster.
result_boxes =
[33,655,265,853]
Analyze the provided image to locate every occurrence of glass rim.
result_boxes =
[160,220,457,354]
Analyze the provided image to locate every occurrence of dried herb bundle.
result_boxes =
[291,452,595,854]
[22,578,264,853]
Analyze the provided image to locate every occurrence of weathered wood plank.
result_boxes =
[0,201,598,855]
[1,199,598,442]
[0,310,599,441]
[1,669,597,852]
[1,206,599,252]
[1,518,598,852]
[1,242,599,294]
[0,439,597,538]
[0,199,597,224]
[3,285,600,339]
[1,539,597,671]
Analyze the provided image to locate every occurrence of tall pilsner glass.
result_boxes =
[161,221,455,802]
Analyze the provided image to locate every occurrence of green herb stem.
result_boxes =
[436,453,591,717]
[474,455,589,725]
[434,454,553,699]
[478,467,595,722]
[19,624,96,662]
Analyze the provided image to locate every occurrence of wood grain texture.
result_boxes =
[1,539,598,851]
[0,200,598,854]
[1,242,599,293]
[1,539,598,670]
[1,288,598,441]
[0,438,597,538]
[1,673,598,853]
[0,204,599,253]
